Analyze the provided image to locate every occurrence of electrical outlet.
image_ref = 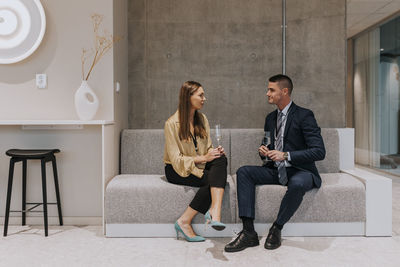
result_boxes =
[36,74,47,89]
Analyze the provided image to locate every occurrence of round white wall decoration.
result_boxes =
[0,0,46,64]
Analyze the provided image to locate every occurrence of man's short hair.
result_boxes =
[268,74,293,95]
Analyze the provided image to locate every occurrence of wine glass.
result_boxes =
[215,124,222,147]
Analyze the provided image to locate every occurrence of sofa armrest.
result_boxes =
[341,168,392,236]
[337,128,355,170]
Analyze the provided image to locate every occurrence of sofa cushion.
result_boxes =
[229,128,340,175]
[318,128,340,173]
[121,130,165,175]
[231,173,365,223]
[105,174,236,224]
[121,129,231,175]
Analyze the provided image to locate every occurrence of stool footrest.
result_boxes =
[10,203,58,213]
[26,202,58,205]
[10,210,44,213]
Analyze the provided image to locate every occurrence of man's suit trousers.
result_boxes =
[236,165,315,226]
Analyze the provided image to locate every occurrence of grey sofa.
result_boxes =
[105,128,392,237]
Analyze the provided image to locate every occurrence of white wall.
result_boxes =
[0,0,129,225]
[0,0,114,121]
[111,0,129,180]
[0,126,102,224]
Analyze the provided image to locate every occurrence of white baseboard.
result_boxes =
[0,216,102,226]
[106,222,365,238]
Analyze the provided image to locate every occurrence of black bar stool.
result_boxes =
[3,149,63,237]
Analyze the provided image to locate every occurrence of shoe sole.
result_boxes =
[211,225,226,231]
[224,242,259,253]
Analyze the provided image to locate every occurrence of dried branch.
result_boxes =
[81,13,121,81]
[81,48,88,80]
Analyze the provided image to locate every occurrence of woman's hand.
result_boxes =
[204,148,222,162]
[217,145,225,156]
[194,147,224,164]
[195,148,221,163]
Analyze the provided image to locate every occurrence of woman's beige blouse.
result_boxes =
[164,111,213,178]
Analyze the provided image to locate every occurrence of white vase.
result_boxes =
[74,80,99,120]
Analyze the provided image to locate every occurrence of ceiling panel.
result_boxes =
[347,0,400,37]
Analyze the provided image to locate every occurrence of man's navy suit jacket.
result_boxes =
[264,102,326,188]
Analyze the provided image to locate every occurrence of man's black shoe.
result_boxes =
[264,225,281,250]
[224,230,259,253]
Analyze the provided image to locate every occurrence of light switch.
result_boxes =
[36,74,47,89]
[115,81,120,93]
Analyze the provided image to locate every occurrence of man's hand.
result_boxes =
[266,150,285,162]
[258,145,269,157]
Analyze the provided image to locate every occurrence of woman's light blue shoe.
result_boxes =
[205,211,226,231]
[174,221,205,242]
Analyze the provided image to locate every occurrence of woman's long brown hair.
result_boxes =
[178,81,207,141]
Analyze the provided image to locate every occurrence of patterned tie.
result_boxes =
[275,112,288,185]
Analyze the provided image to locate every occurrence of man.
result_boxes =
[225,74,325,252]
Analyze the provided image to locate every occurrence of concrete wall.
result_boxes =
[128,0,346,129]
[286,0,346,128]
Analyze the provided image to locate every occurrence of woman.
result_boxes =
[164,81,228,242]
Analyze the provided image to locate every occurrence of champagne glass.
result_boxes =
[262,131,271,147]
[262,131,271,163]
[215,124,222,147]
